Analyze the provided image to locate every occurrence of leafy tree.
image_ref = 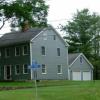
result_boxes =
[61,9,100,58]
[0,0,49,30]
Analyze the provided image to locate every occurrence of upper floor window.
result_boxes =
[43,33,47,40]
[57,65,62,74]
[53,35,56,40]
[23,45,28,55]
[80,56,83,64]
[42,64,46,74]
[15,65,20,75]
[41,46,45,55]
[23,64,28,74]
[57,48,60,56]
[15,47,20,56]
[5,48,10,57]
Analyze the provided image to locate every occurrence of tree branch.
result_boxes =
[0,18,9,30]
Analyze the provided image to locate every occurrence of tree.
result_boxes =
[0,0,49,30]
[61,9,100,58]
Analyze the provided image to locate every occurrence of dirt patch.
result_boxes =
[0,86,32,91]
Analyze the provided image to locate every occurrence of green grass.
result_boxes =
[0,80,100,100]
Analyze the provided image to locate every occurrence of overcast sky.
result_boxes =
[47,0,100,28]
[1,0,100,35]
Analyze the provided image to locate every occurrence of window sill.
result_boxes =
[42,73,47,74]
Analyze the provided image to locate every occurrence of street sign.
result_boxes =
[29,60,41,69]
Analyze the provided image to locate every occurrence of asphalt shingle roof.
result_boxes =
[68,53,81,65]
[0,28,43,46]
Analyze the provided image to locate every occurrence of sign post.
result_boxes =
[29,60,41,100]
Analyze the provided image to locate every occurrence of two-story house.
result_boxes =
[0,25,68,81]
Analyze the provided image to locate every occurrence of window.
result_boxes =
[42,64,46,74]
[15,65,20,75]
[41,46,45,55]
[80,56,83,64]
[57,65,62,74]
[5,48,10,57]
[15,47,20,56]
[23,64,28,74]
[53,35,56,40]
[23,45,28,55]
[43,33,47,40]
[57,48,60,56]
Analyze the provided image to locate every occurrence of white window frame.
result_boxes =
[41,46,46,56]
[15,47,20,56]
[43,33,47,40]
[80,56,83,64]
[23,45,28,55]
[23,64,28,74]
[57,65,62,74]
[15,65,20,75]
[5,48,10,57]
[53,35,56,40]
[42,64,47,74]
[57,48,60,56]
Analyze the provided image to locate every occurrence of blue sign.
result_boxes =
[29,60,41,69]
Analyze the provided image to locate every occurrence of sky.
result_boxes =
[1,0,100,35]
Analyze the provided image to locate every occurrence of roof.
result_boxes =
[68,53,93,69]
[0,25,69,47]
[68,53,80,65]
[0,28,43,46]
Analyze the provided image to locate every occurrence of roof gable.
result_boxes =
[0,28,43,46]
[68,53,93,69]
[30,25,69,47]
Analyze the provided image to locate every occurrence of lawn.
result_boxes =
[0,80,100,100]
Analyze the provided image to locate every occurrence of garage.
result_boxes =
[72,71,91,80]
[72,71,81,80]
[68,53,93,81]
[83,71,91,80]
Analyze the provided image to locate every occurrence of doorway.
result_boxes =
[4,65,11,80]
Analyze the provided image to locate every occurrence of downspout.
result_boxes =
[30,41,33,80]
[67,46,70,80]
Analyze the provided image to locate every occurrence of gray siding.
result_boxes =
[70,55,92,71]
[69,55,93,80]
[31,29,68,80]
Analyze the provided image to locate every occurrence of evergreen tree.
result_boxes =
[61,9,100,58]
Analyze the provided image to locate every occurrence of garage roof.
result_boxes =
[68,53,93,69]
[68,53,80,65]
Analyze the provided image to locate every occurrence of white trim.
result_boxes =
[68,68,70,80]
[22,45,28,55]
[81,53,94,69]
[69,53,93,69]
[41,64,47,74]
[23,64,28,74]
[48,25,69,47]
[15,46,20,56]
[30,26,69,47]
[41,46,46,56]
[57,48,60,56]
[30,42,33,80]
[69,53,81,68]
[15,65,20,75]
[4,65,11,80]
[57,65,62,74]
[30,28,46,42]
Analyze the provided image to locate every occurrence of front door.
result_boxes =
[4,65,11,80]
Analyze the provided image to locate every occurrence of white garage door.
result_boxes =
[83,72,91,80]
[72,71,81,80]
